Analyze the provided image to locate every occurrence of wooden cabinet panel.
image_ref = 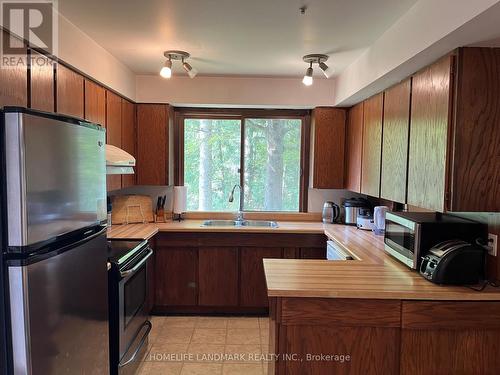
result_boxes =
[84,80,105,125]
[137,104,168,185]
[56,64,84,118]
[285,325,400,375]
[400,301,500,374]
[310,107,346,189]
[401,329,500,375]
[345,103,363,192]
[402,301,500,330]
[121,100,136,188]
[155,247,197,306]
[0,31,27,107]
[361,93,384,197]
[240,247,282,307]
[198,247,239,306]
[300,247,326,260]
[407,56,453,212]
[106,90,122,191]
[30,51,54,112]
[380,80,411,203]
[451,48,500,212]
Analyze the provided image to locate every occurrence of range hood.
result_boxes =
[106,144,135,175]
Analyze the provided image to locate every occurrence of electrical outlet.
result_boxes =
[488,233,498,257]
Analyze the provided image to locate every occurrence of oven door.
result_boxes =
[118,247,153,374]
[384,218,417,268]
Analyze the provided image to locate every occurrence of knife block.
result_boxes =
[155,208,167,223]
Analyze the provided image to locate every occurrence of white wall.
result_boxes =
[57,15,136,100]
[333,0,500,106]
[307,189,364,213]
[136,75,335,108]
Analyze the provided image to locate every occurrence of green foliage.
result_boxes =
[184,118,301,212]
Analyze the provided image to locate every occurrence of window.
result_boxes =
[180,110,308,212]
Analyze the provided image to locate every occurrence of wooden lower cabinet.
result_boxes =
[153,232,326,313]
[240,247,282,307]
[154,247,197,307]
[198,247,239,306]
[400,301,500,375]
[269,298,500,375]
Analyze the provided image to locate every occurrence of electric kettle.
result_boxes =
[322,201,340,224]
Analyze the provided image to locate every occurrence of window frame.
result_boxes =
[174,107,311,212]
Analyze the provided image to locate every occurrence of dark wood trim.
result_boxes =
[174,106,309,118]
[173,111,184,185]
[300,114,311,212]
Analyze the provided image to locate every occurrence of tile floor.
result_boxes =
[139,316,271,375]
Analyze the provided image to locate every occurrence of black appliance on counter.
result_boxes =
[108,239,153,375]
[420,240,486,284]
[384,211,487,270]
[1,107,109,374]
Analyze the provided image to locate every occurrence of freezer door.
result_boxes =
[4,111,106,247]
[8,230,109,375]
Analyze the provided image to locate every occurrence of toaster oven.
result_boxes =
[383,212,487,269]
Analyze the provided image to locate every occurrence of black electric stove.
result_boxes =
[107,239,153,375]
[107,239,148,267]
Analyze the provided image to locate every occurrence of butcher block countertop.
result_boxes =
[107,220,500,301]
[264,225,500,301]
[106,220,326,239]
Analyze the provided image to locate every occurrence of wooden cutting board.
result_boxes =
[111,195,154,224]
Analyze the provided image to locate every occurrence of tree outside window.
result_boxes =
[184,117,302,212]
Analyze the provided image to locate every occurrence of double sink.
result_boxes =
[202,219,279,228]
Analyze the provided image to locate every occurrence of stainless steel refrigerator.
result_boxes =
[1,107,109,374]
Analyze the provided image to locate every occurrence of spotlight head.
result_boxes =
[160,59,172,78]
[183,61,198,78]
[302,66,313,86]
[319,61,334,78]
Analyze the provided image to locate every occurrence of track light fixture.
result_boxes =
[160,50,198,79]
[302,54,334,85]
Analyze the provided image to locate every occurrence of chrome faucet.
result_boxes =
[229,184,244,222]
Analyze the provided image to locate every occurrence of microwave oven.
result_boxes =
[383,212,487,269]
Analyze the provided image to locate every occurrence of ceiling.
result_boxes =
[58,0,418,77]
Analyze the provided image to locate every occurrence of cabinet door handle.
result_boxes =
[187,282,196,288]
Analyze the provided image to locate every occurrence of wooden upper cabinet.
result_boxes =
[310,107,346,189]
[121,100,136,188]
[380,80,411,203]
[407,56,453,212]
[106,90,122,191]
[30,51,54,112]
[345,103,364,192]
[84,80,106,126]
[56,64,84,118]
[361,93,384,197]
[451,48,500,212]
[0,30,27,107]
[136,104,169,185]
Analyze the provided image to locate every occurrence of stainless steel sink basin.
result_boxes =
[202,219,278,228]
